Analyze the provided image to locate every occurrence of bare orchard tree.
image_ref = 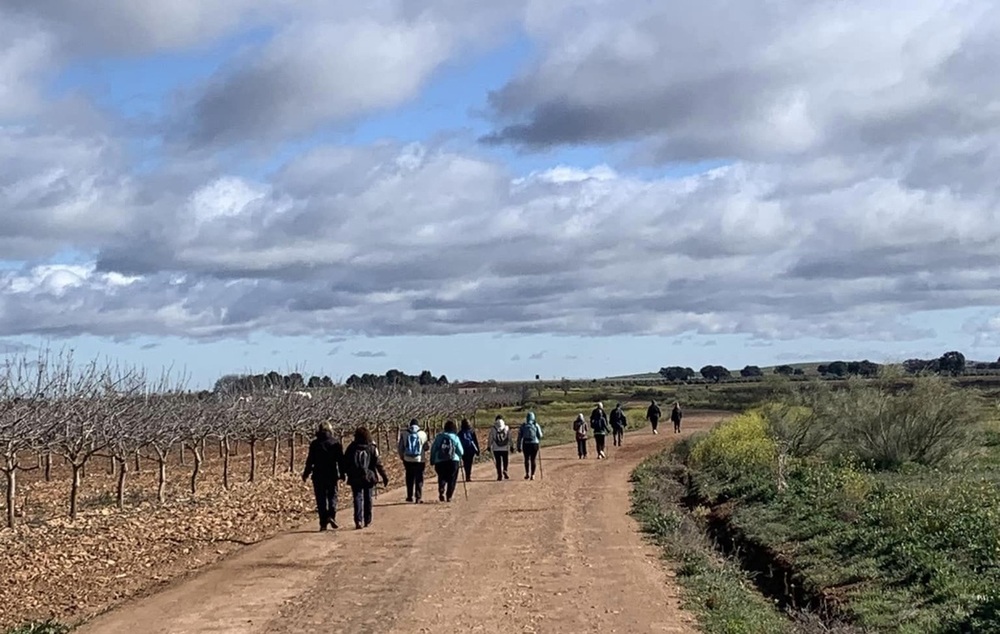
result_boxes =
[142,395,184,505]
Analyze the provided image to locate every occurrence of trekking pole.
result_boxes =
[461,463,469,500]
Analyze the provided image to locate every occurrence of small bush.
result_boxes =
[6,620,71,634]
[689,412,777,479]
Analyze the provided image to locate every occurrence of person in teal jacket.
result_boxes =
[517,412,543,480]
[430,420,465,502]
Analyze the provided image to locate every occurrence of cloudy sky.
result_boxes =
[2,0,1000,387]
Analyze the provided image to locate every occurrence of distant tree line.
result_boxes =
[214,371,334,394]
[345,369,449,390]
[657,350,998,384]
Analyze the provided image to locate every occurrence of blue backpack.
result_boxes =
[521,422,540,444]
[404,431,423,458]
[459,429,476,451]
[437,435,457,461]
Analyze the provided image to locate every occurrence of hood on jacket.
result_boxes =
[408,423,420,433]
[494,418,507,430]
[526,412,536,424]
[575,413,585,422]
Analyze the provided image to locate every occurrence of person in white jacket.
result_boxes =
[397,418,429,503]
[487,415,512,481]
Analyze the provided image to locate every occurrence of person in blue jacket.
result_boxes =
[430,420,465,502]
[458,418,480,482]
[517,412,543,480]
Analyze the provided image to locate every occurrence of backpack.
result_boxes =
[459,429,476,452]
[438,435,457,461]
[353,445,377,484]
[521,423,539,444]
[494,427,509,447]
[403,431,423,458]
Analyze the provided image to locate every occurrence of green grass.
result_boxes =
[631,452,792,634]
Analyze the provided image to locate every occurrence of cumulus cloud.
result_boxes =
[487,0,1000,165]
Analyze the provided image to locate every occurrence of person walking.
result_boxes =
[590,402,610,459]
[343,426,389,530]
[397,418,429,503]
[572,413,589,459]
[610,402,628,447]
[301,421,344,531]
[458,418,481,482]
[671,401,683,434]
[517,412,543,480]
[488,415,512,480]
[646,400,662,434]
[430,420,465,502]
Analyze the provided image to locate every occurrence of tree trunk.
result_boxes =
[190,445,203,496]
[223,436,231,491]
[179,444,186,467]
[287,435,296,474]
[80,461,86,480]
[44,453,51,482]
[4,467,16,529]
[157,459,167,504]
[108,455,116,475]
[116,458,128,510]
[134,450,141,473]
[270,438,279,477]
[70,463,82,520]
[248,438,258,483]
[232,439,239,456]
[218,438,224,459]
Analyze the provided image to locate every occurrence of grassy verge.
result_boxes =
[631,450,792,634]
[675,376,1000,633]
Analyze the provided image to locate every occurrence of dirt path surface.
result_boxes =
[78,413,724,634]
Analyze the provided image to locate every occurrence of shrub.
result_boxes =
[690,412,776,474]
[823,376,984,469]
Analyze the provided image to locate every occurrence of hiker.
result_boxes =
[646,400,662,434]
[488,415,512,481]
[343,426,389,529]
[573,413,589,459]
[671,402,683,433]
[301,421,345,531]
[610,402,628,447]
[517,412,543,480]
[430,420,465,502]
[458,418,481,482]
[590,402,610,459]
[397,418,429,503]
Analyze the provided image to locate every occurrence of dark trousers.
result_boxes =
[674,419,681,433]
[612,427,624,446]
[351,485,373,527]
[576,438,588,458]
[650,417,659,432]
[435,461,460,501]
[595,435,607,455]
[312,480,338,527]
[403,461,425,501]
[462,454,476,481]
[522,443,539,477]
[493,451,509,479]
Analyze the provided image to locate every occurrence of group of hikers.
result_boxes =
[301,399,683,531]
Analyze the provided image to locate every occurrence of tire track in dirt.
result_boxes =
[76,413,725,633]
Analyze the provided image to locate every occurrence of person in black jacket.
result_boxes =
[646,400,662,434]
[590,402,610,459]
[301,421,344,531]
[457,418,480,482]
[671,401,683,434]
[610,402,627,447]
[343,426,389,530]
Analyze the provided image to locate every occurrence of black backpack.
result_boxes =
[353,445,377,484]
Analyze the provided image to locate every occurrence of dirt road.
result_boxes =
[78,413,724,634]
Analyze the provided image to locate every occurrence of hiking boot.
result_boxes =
[319,524,327,532]
[355,522,362,530]
[439,493,445,502]
[497,475,503,481]
[530,475,534,481]
[524,474,530,480]
[406,497,413,503]
[330,521,339,529]
[503,472,509,480]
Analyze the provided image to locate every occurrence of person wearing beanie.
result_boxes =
[590,402,610,459]
[572,413,589,459]
[397,418,429,503]
[517,411,543,480]
[430,419,465,502]
[301,421,345,531]
[488,415,512,480]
